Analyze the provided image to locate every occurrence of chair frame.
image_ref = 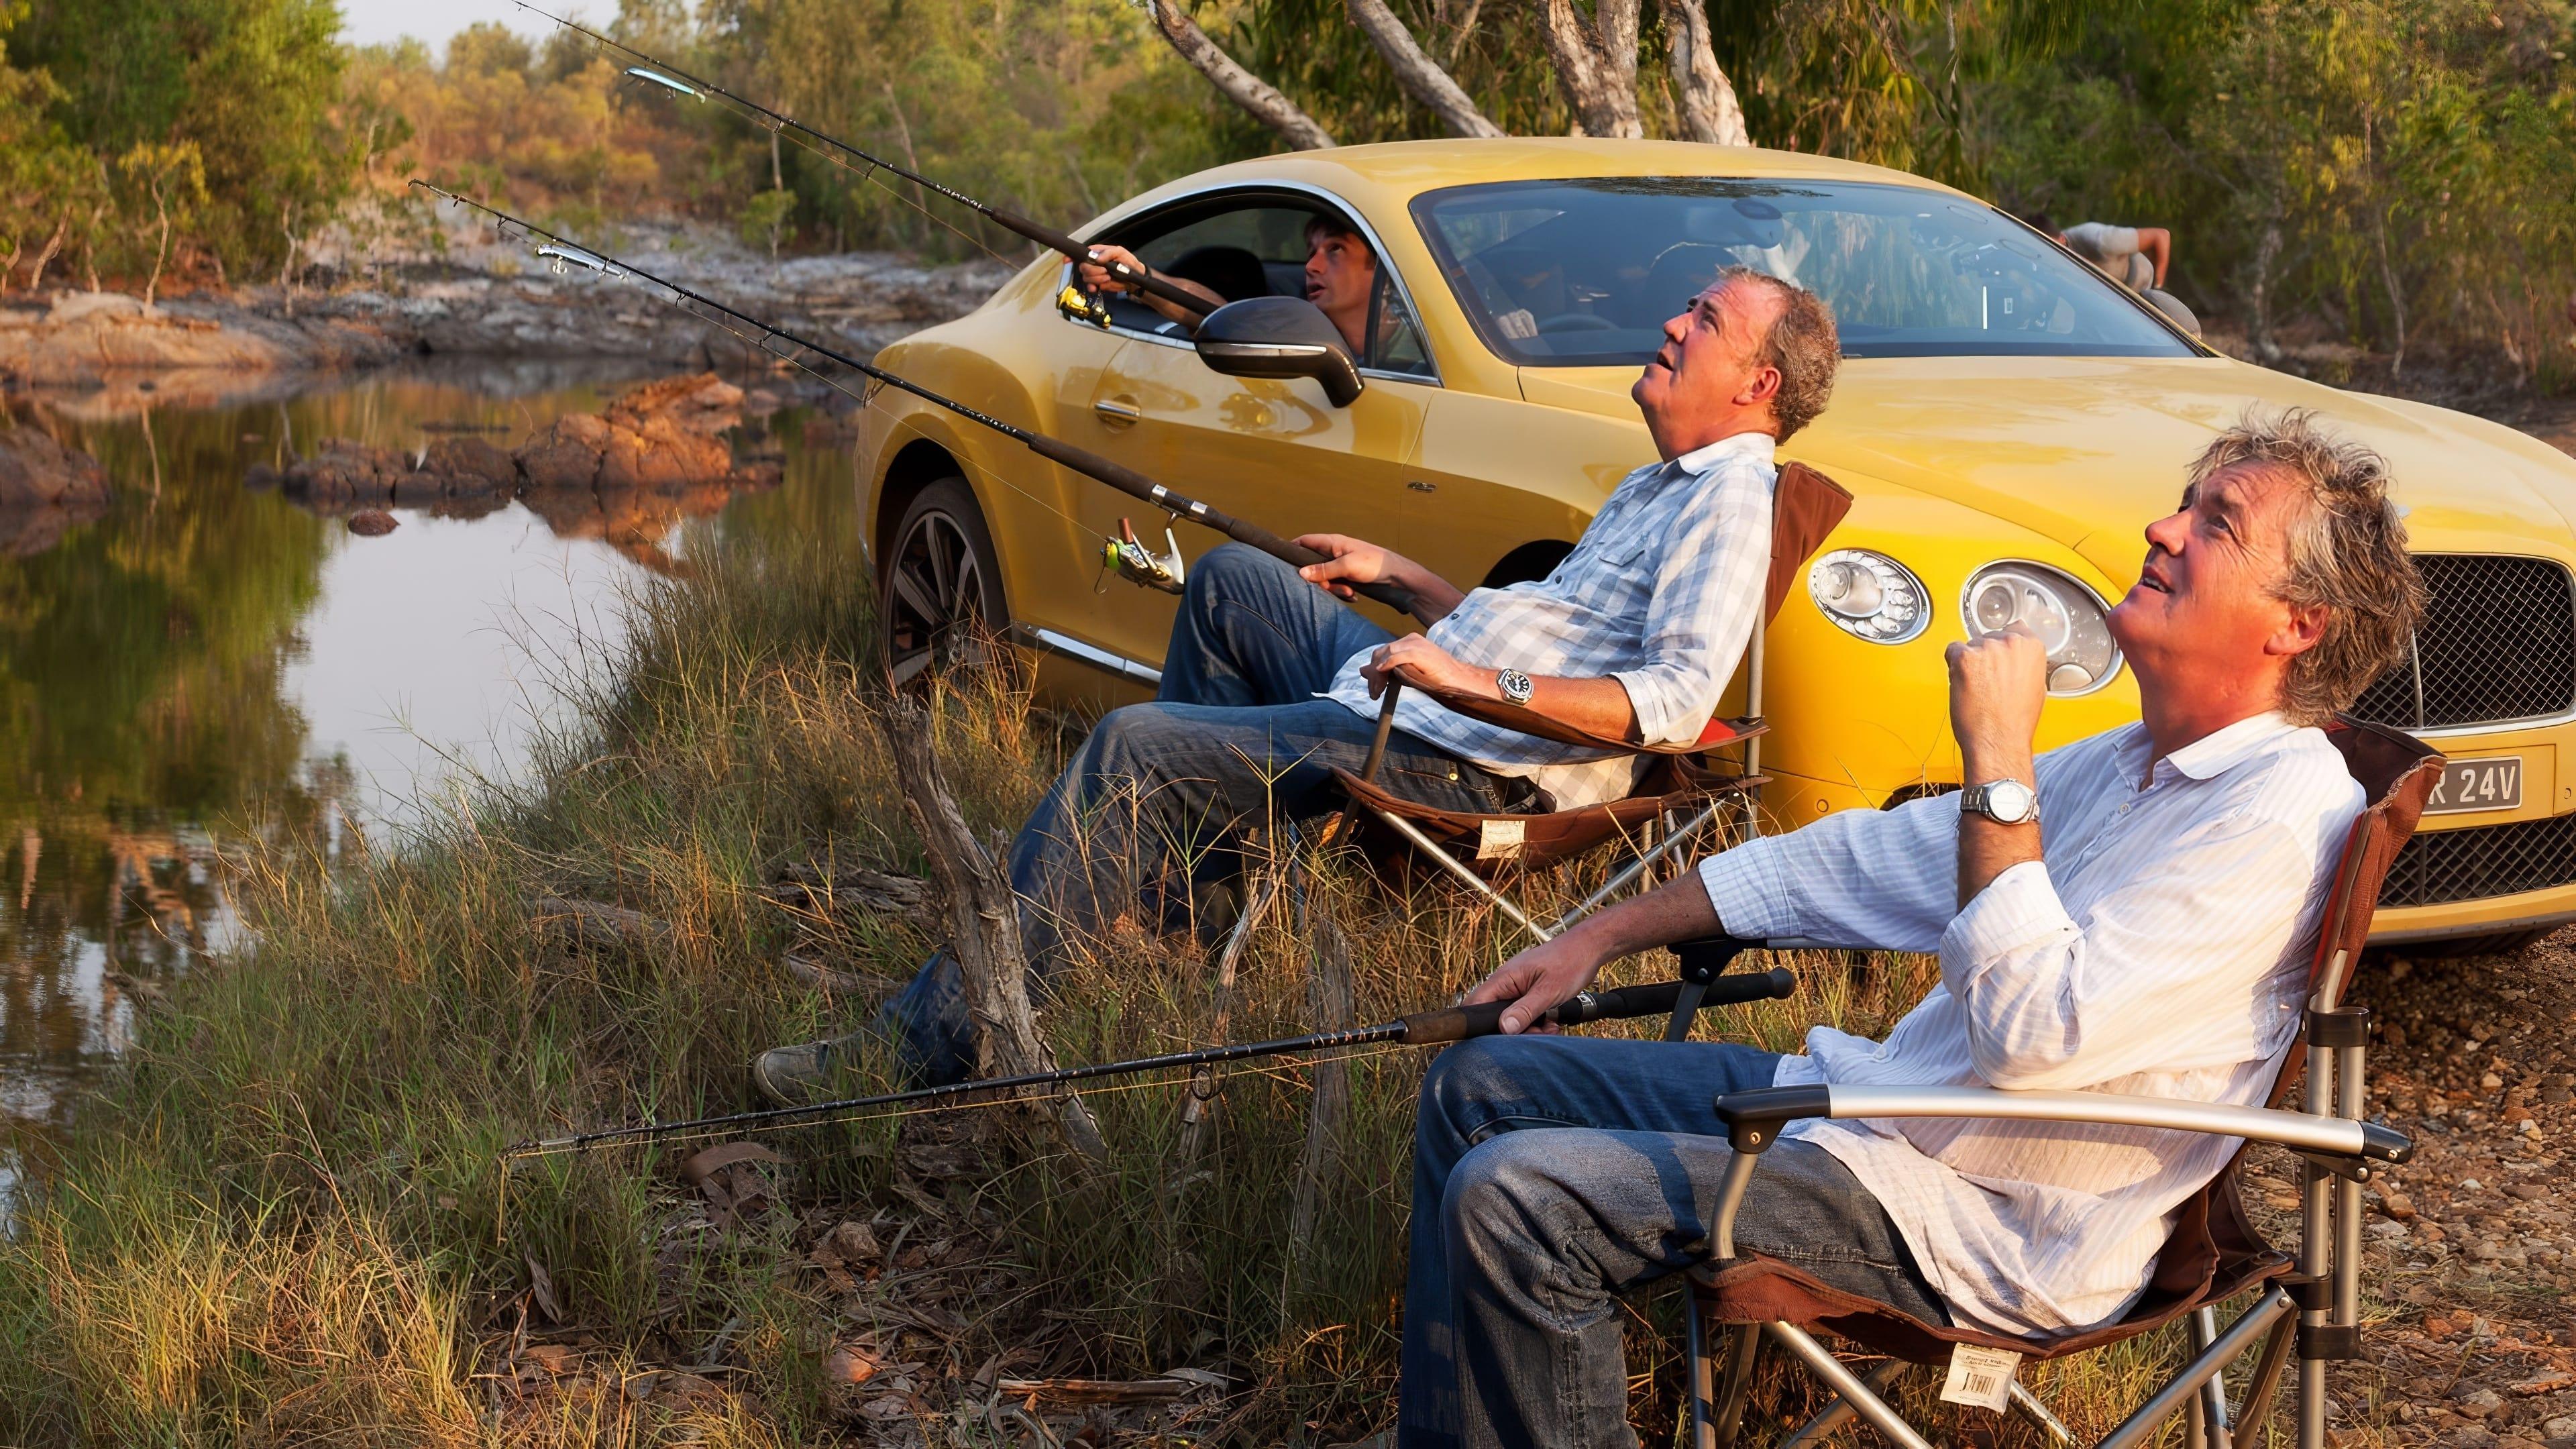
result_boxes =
[1332,462,1853,946]
[1672,718,2443,1449]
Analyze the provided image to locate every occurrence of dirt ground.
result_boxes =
[2273,931,2576,1449]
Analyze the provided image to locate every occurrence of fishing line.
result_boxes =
[512,2,1212,315]
[498,1041,1415,1163]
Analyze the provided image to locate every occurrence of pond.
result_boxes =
[0,362,860,1207]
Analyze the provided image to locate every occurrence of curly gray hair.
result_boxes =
[2185,409,2424,726]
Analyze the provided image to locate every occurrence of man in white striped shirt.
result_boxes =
[757,268,1841,1097]
[1399,411,2424,1449]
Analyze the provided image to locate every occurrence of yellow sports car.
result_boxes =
[855,138,2576,950]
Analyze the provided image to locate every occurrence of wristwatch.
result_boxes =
[1960,778,2040,826]
[1496,667,1535,706]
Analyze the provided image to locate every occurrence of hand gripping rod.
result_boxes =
[411,182,1430,623]
[514,2,1213,317]
[511,969,1796,1155]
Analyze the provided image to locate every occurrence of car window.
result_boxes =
[1085,196,1436,378]
[1409,176,2195,364]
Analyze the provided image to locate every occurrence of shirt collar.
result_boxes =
[1668,429,1777,478]
[2123,710,2301,785]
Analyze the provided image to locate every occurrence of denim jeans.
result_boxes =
[1402,1034,1946,1449]
[881,545,1533,1082]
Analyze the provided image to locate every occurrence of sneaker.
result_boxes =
[749,1030,871,1108]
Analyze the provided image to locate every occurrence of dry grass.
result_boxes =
[0,526,2241,1445]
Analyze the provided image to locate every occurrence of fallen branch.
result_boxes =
[529,896,676,951]
[875,694,1107,1165]
[1287,862,1354,1290]
[765,862,932,915]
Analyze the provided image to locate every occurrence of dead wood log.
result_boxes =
[874,694,1107,1164]
[529,896,676,951]
[763,862,932,915]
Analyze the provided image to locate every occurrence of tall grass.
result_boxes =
[0,525,2231,1445]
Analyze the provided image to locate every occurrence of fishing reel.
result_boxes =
[1101,517,1185,594]
[1056,281,1114,329]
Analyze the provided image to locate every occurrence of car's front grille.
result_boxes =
[2381,812,2576,908]
[2351,555,2576,729]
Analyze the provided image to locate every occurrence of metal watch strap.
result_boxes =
[1497,667,1534,705]
[1962,780,2038,825]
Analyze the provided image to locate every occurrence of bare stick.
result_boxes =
[877,695,1107,1163]
[1174,867,1279,1175]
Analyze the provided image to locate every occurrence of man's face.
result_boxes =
[1304,229,1376,344]
[2109,461,2309,684]
[1630,277,1786,435]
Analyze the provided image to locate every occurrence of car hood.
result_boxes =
[1521,356,2576,585]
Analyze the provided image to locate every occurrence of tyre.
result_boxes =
[2395,927,2556,961]
[881,477,1008,686]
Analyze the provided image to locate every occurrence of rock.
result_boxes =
[2484,1071,2506,1090]
[517,412,608,490]
[424,435,518,494]
[0,421,111,510]
[2379,1189,2416,1220]
[2461,1389,2506,1417]
[2543,1415,2576,1439]
[345,509,398,536]
[280,437,405,506]
[603,371,743,436]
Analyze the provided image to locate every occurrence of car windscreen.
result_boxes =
[1409,177,2196,364]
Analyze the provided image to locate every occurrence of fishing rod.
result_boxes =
[409,182,1430,623]
[515,1,1214,320]
[512,967,1796,1155]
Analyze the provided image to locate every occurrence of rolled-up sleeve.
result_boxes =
[1611,462,1771,745]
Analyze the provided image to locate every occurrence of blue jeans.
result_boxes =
[881,545,1534,1082]
[1402,1034,1946,1449]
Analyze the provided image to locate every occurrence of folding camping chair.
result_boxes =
[1669,716,2443,1449]
[1330,462,1854,945]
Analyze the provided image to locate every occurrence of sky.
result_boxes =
[337,0,566,52]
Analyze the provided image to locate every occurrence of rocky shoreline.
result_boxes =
[0,226,1014,411]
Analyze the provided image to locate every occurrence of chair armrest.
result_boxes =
[1711,1083,2412,1165]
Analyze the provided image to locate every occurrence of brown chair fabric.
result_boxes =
[1689,716,2444,1364]
[1766,462,1856,623]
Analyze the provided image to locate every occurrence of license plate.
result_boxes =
[2425,756,2524,815]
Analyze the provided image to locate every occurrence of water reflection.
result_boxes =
[0,360,857,1185]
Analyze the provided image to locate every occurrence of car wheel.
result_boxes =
[881,477,1008,686]
[2396,927,2556,961]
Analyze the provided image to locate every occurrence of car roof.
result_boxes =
[1098,138,1972,225]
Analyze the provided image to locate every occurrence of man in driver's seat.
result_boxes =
[1079,214,1408,365]
[750,268,1839,1099]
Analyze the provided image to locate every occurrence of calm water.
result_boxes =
[0,362,859,1198]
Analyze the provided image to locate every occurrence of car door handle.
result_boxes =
[1093,396,1143,427]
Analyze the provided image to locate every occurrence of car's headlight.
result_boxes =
[1808,549,1930,643]
[1962,562,2123,695]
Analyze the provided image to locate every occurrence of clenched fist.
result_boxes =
[1946,625,2048,774]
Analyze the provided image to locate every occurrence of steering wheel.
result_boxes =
[1535,313,1619,335]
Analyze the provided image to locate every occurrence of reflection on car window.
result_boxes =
[1087,198,1437,378]
[1409,177,2194,364]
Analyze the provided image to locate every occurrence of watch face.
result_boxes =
[1984,780,2037,823]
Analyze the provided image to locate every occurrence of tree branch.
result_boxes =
[877,695,1108,1164]
[1346,0,1505,138]
[1535,0,1644,138]
[1658,0,1749,145]
[1142,0,1337,152]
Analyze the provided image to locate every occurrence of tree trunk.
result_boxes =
[877,694,1108,1164]
[144,190,170,310]
[1658,0,1748,145]
[1142,0,1337,151]
[1346,0,1504,138]
[1536,0,1644,139]
[24,216,66,294]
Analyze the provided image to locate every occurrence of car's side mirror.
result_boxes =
[1192,297,1364,408]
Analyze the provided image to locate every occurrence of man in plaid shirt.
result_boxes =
[755,268,1841,1097]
